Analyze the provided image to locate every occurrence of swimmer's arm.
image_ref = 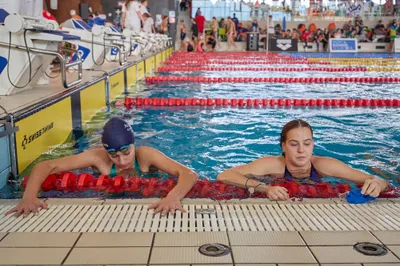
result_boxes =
[136,146,198,199]
[217,157,280,192]
[23,150,101,199]
[314,157,389,192]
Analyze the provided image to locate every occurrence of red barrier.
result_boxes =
[145,76,398,84]
[21,173,398,199]
[124,97,400,108]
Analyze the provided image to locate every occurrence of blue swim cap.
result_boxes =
[102,117,135,151]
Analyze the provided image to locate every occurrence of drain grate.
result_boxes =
[199,243,231,257]
[0,203,399,232]
[354,242,388,256]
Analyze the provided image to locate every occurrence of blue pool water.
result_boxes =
[1,53,399,199]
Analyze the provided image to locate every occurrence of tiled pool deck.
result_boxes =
[0,198,399,265]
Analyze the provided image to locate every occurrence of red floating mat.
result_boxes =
[20,173,398,200]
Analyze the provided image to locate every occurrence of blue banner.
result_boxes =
[330,39,358,53]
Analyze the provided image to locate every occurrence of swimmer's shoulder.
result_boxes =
[311,156,338,177]
[83,148,111,165]
[254,155,286,173]
[82,148,113,174]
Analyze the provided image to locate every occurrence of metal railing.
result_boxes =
[0,41,83,89]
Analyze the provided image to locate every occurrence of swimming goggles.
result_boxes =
[106,144,131,158]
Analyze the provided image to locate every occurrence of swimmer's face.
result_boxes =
[282,127,314,167]
[107,144,136,170]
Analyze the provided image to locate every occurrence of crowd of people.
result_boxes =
[270,16,399,51]
[121,0,171,34]
[180,6,399,52]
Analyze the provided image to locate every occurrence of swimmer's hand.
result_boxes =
[361,178,382,197]
[149,192,186,216]
[4,197,48,217]
[265,185,289,201]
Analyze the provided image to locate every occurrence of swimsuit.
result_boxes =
[283,163,321,185]
[109,159,142,178]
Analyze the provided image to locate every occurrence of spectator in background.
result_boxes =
[316,33,324,52]
[375,20,387,40]
[142,13,155,33]
[195,11,206,38]
[275,23,282,38]
[160,15,169,35]
[211,17,221,49]
[334,29,342,38]
[355,16,365,33]
[283,29,291,38]
[140,0,150,16]
[358,28,370,42]
[267,15,275,39]
[122,0,144,32]
[191,18,199,47]
[227,16,237,50]
[206,33,217,52]
[389,20,399,51]
[251,19,259,32]
[291,28,299,41]
[302,29,311,50]
[232,13,239,30]
[343,20,352,31]
[180,0,187,11]
[323,28,329,51]
[179,19,186,51]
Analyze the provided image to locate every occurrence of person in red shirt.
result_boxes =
[195,11,206,38]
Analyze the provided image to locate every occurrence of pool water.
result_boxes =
[1,52,399,199]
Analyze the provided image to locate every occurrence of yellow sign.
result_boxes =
[15,98,73,173]
[145,58,153,75]
[80,81,106,124]
[137,61,145,80]
[126,65,137,87]
[109,71,125,101]
[156,53,161,69]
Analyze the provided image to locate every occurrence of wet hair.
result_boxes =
[280,119,313,154]
[141,0,147,3]
[143,13,151,18]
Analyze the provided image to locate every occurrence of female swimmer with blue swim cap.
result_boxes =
[217,119,390,200]
[6,117,198,217]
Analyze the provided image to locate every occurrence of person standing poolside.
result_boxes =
[217,119,389,200]
[179,19,187,51]
[195,11,205,38]
[122,0,144,32]
[160,16,169,35]
[389,20,399,52]
[6,117,198,217]
[211,17,221,49]
[140,0,150,16]
[142,13,155,33]
[227,17,237,51]
[191,18,199,48]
